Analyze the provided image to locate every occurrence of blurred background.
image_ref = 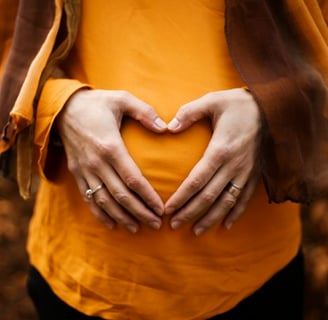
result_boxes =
[0,176,327,320]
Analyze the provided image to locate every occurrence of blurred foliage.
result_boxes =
[302,201,328,320]
[0,178,36,320]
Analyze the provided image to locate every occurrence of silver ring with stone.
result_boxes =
[85,183,103,199]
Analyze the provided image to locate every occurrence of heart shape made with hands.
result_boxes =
[121,116,213,203]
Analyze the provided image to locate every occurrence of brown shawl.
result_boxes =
[225,0,328,202]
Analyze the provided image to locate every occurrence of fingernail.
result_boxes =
[149,221,161,230]
[225,221,233,230]
[194,227,205,236]
[171,220,181,230]
[168,118,181,130]
[154,117,167,129]
[127,224,138,234]
[154,206,164,216]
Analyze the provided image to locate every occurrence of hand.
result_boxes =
[165,88,261,235]
[56,89,167,233]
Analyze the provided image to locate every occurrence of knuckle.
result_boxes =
[67,159,78,174]
[188,177,203,192]
[112,191,130,205]
[99,141,116,155]
[204,91,219,102]
[78,148,104,171]
[142,105,156,119]
[179,105,197,123]
[179,105,188,116]
[125,174,142,190]
[222,197,237,210]
[95,141,120,161]
[201,191,217,204]
[85,156,102,171]
[115,90,131,105]
[233,158,244,172]
[217,145,233,162]
[204,91,222,108]
[94,195,109,209]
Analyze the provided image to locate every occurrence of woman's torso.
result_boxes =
[29,1,302,319]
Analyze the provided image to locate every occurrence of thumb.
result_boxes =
[168,98,209,133]
[122,92,167,133]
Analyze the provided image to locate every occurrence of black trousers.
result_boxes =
[27,251,304,320]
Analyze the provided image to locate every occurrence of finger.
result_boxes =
[165,122,255,216]
[193,189,238,236]
[165,136,225,215]
[88,201,117,230]
[92,187,140,234]
[167,93,217,132]
[223,175,259,230]
[169,169,230,229]
[85,169,162,230]
[75,176,116,230]
[104,173,162,230]
[81,175,141,233]
[191,174,255,236]
[118,91,167,132]
[97,133,165,216]
[164,158,216,215]
[169,169,247,232]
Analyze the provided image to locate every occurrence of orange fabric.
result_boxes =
[28,1,301,319]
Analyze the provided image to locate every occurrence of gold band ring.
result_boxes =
[226,182,242,199]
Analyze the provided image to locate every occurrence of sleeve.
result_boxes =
[34,77,91,181]
[226,0,328,204]
[0,0,83,199]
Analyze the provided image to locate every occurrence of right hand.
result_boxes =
[56,89,167,233]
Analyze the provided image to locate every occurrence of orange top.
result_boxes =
[28,1,301,319]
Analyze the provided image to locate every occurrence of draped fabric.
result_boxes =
[225,0,328,203]
[0,0,81,198]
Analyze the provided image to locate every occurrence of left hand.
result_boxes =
[164,88,262,235]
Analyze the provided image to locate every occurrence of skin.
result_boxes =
[56,87,261,235]
[166,88,261,235]
[56,89,167,233]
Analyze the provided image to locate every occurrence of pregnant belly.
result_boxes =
[121,118,212,201]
